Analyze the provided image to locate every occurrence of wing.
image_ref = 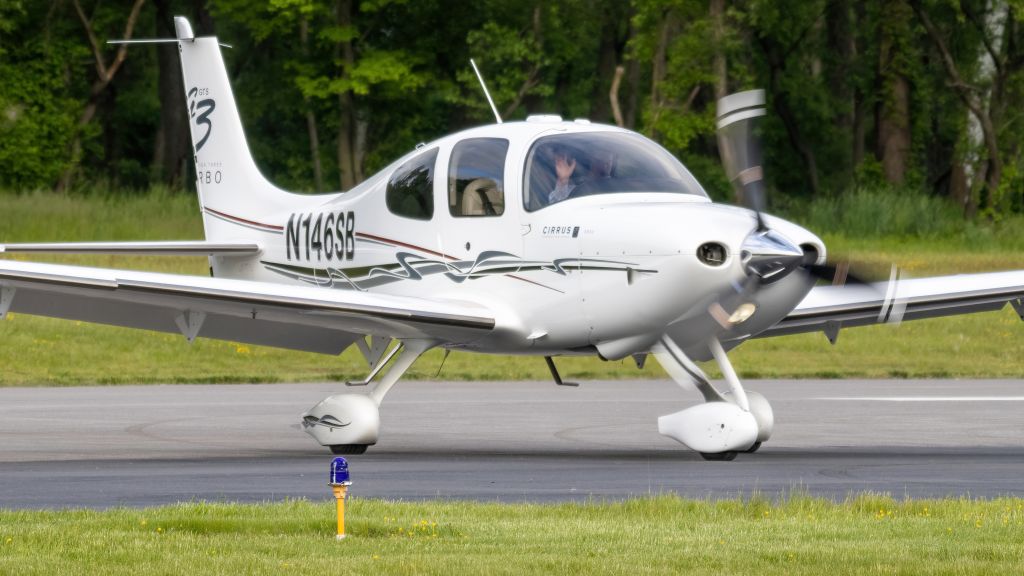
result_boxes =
[758,270,1024,340]
[0,240,260,256]
[0,259,494,355]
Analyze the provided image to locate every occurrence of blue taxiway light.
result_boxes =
[330,457,351,486]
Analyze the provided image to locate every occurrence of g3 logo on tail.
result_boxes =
[187,87,216,152]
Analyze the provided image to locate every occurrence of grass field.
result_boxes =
[2,496,1023,575]
[0,191,1022,385]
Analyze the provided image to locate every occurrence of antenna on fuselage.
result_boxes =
[470,59,502,124]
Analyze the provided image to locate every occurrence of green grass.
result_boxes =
[2,496,1023,574]
[0,188,204,242]
[0,190,1022,385]
[1,309,1022,385]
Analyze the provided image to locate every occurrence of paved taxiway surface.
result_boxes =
[2,379,1023,509]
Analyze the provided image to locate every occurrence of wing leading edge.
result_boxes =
[0,259,495,355]
[758,270,1024,340]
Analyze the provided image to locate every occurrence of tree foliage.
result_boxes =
[1,0,1022,218]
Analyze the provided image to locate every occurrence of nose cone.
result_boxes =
[740,229,804,283]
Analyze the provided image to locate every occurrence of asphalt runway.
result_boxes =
[2,379,1023,509]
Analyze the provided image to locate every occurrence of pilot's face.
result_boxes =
[553,151,577,180]
[591,152,614,178]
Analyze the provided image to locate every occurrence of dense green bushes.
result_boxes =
[3,1,1024,222]
[777,187,1024,251]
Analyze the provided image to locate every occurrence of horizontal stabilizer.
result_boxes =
[107,39,181,45]
[0,241,260,256]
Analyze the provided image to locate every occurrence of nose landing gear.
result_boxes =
[654,335,774,460]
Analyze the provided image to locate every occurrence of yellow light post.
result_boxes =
[329,457,352,540]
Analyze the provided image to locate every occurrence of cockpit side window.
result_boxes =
[524,132,709,211]
[448,138,509,217]
[386,148,438,220]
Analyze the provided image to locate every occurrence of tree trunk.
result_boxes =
[913,0,1002,200]
[355,115,367,184]
[305,110,324,192]
[502,6,544,119]
[758,36,821,196]
[57,0,146,191]
[591,10,618,122]
[610,65,625,127]
[337,96,356,191]
[103,83,120,186]
[300,16,324,192]
[710,0,727,100]
[826,0,854,183]
[648,12,673,138]
[193,0,214,35]
[876,76,911,184]
[949,162,976,217]
[336,0,357,191]
[876,0,912,185]
[852,0,866,169]
[152,0,189,189]
[625,16,639,129]
[964,0,1010,211]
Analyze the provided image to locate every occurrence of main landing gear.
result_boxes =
[654,335,774,461]
[301,338,435,454]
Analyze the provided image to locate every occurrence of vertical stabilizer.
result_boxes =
[174,16,303,241]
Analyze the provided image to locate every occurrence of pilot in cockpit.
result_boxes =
[528,131,706,211]
[549,146,578,204]
[587,149,615,180]
[547,147,616,206]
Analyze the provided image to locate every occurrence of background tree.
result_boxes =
[57,0,146,191]
[1,0,1022,223]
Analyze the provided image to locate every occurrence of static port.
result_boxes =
[697,242,728,266]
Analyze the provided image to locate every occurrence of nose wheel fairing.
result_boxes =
[301,339,436,453]
[657,402,758,454]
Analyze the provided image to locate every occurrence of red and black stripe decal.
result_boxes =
[204,207,284,233]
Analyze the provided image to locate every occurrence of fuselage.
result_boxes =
[201,119,825,358]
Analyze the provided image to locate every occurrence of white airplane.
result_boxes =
[2,17,1023,460]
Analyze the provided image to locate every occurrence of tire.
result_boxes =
[329,444,368,455]
[699,451,738,462]
[744,441,763,453]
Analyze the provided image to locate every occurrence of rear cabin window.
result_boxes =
[386,148,438,220]
[448,138,509,217]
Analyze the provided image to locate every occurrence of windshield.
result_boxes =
[524,132,708,211]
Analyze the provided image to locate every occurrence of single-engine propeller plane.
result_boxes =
[2,17,1023,460]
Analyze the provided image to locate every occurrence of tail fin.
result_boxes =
[175,16,304,241]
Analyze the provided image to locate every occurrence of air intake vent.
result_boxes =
[697,242,728,266]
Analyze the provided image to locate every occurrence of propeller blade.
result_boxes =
[805,261,874,287]
[716,89,767,229]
